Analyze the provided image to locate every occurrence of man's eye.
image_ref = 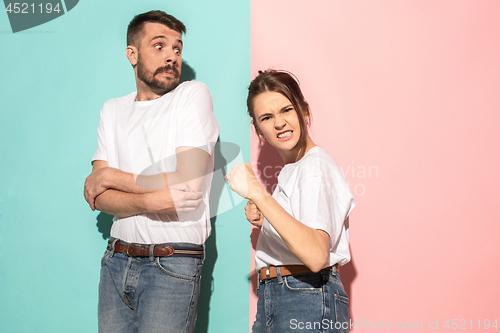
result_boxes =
[155,45,162,50]
[174,49,181,54]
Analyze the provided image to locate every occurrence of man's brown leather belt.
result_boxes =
[108,242,204,258]
[259,264,338,283]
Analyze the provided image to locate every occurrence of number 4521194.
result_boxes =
[444,319,498,330]
[5,3,61,14]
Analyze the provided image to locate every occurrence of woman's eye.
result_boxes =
[261,117,270,122]
[283,107,293,113]
[155,45,162,50]
[174,49,181,54]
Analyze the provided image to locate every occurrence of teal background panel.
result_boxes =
[0,1,251,332]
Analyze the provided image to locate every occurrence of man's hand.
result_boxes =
[245,200,263,228]
[146,183,203,215]
[84,166,112,211]
[84,157,206,216]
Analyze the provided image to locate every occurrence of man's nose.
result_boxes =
[165,49,177,64]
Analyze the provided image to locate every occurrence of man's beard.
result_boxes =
[136,54,181,95]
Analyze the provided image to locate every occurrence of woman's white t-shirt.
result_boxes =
[255,146,355,271]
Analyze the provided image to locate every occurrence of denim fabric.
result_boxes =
[252,268,349,333]
[98,240,203,333]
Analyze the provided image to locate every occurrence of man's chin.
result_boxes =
[150,79,180,94]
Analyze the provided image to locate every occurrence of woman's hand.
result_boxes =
[225,163,265,200]
[245,200,264,228]
[227,164,329,272]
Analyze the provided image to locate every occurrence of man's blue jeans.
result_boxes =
[98,239,203,333]
[252,267,349,333]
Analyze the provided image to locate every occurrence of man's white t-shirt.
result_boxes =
[255,146,355,271]
[92,81,219,245]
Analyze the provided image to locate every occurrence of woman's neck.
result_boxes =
[280,134,316,164]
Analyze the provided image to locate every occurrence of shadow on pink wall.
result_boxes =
[342,245,358,325]
[250,141,283,296]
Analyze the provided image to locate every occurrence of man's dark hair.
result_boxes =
[127,10,186,48]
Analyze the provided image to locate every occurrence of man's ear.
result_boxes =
[126,45,138,67]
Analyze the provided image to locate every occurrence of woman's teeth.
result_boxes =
[278,131,292,138]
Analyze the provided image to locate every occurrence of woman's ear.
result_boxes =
[251,119,265,141]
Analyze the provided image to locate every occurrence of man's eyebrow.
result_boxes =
[150,35,183,46]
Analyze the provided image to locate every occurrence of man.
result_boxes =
[84,10,219,333]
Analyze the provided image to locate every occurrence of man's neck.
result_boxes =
[135,85,164,102]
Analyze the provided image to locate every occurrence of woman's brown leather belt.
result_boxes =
[259,264,338,283]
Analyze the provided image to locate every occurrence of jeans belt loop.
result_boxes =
[110,238,118,257]
[149,244,155,263]
[276,266,283,284]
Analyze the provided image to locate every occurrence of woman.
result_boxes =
[226,70,355,332]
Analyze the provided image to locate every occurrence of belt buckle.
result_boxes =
[266,267,270,280]
[126,244,140,257]
[259,268,270,283]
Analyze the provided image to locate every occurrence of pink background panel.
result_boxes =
[250,0,500,331]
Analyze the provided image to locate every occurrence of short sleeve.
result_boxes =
[291,173,349,249]
[175,83,219,155]
[91,107,107,163]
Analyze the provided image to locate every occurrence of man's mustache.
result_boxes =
[154,65,180,77]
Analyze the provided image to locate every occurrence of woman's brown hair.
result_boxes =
[247,70,311,152]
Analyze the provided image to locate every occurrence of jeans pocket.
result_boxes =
[154,257,199,281]
[334,294,349,331]
[100,250,110,268]
[284,273,324,292]
[330,272,349,299]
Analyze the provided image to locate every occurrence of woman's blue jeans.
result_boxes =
[252,267,349,333]
[98,239,203,333]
